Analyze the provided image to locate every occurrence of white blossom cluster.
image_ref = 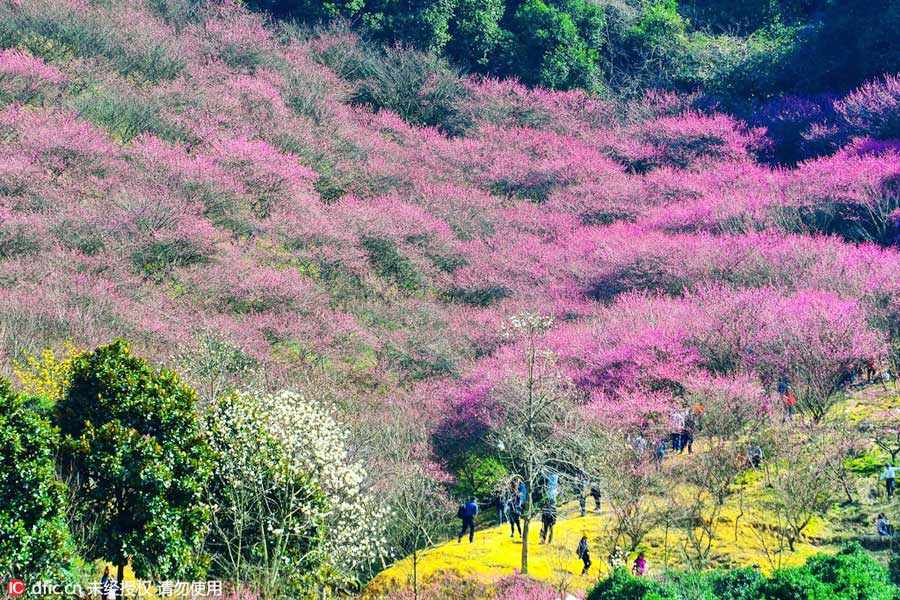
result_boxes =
[206,390,389,579]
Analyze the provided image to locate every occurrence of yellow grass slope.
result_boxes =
[365,487,826,598]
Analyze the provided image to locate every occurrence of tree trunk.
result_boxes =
[116,562,125,596]
[412,551,418,600]
[521,516,529,574]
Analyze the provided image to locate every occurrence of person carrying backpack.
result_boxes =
[576,533,591,575]
[882,463,896,499]
[457,496,478,543]
[507,494,522,538]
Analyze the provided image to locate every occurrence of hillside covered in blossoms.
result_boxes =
[3,0,900,598]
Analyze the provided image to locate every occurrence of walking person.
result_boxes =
[671,410,686,453]
[655,439,666,471]
[882,463,896,499]
[517,478,527,511]
[492,490,505,526]
[507,494,522,538]
[574,481,587,517]
[539,500,556,544]
[683,413,695,455]
[457,496,478,543]
[589,484,602,511]
[576,533,592,576]
[632,552,648,577]
[783,391,795,422]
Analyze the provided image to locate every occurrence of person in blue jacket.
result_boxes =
[458,496,479,543]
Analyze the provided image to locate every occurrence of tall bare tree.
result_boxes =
[490,312,595,574]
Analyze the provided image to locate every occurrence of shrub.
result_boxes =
[587,568,672,600]
[0,221,40,259]
[0,0,183,82]
[803,543,895,600]
[0,378,71,582]
[74,86,186,144]
[51,220,105,256]
[757,568,831,600]
[445,286,510,307]
[835,73,900,140]
[346,44,472,135]
[131,237,211,280]
[362,236,422,291]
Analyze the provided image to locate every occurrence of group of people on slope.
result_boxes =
[576,537,647,578]
[846,360,893,390]
[458,478,655,578]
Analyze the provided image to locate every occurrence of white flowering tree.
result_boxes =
[204,390,388,597]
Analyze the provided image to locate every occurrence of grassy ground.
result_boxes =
[365,383,900,597]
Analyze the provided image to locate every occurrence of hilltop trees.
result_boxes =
[55,340,214,585]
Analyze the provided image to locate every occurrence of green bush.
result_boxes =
[352,45,472,136]
[362,236,422,291]
[445,285,510,307]
[131,237,211,280]
[0,378,71,582]
[587,568,672,600]
[804,543,895,600]
[587,545,898,600]
[0,223,40,259]
[51,220,106,256]
[75,86,187,144]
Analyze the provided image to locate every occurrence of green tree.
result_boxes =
[56,340,213,584]
[446,0,505,69]
[245,0,365,21]
[0,378,70,581]
[624,0,690,88]
[363,0,459,54]
[506,0,601,91]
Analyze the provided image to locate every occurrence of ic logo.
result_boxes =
[6,578,25,596]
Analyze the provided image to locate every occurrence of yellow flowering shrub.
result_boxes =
[13,341,82,403]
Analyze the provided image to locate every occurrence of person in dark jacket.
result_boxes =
[457,496,478,543]
[507,494,522,538]
[576,533,591,575]
[100,566,112,600]
[574,481,587,517]
[539,500,557,544]
[589,484,601,511]
[492,490,505,525]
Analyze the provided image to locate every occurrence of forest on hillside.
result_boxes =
[1,0,900,599]
[248,0,900,100]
